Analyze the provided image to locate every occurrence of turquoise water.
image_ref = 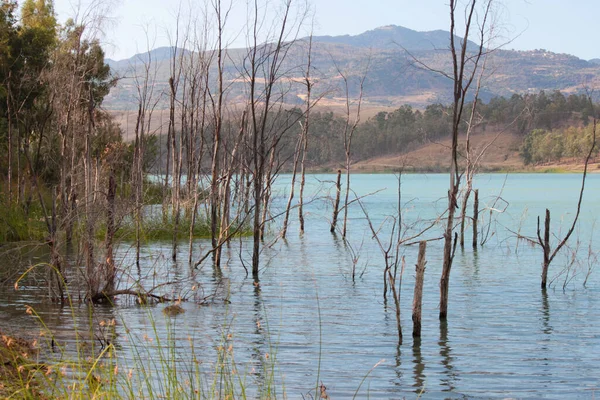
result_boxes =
[1,173,600,398]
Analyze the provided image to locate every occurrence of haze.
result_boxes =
[52,0,600,61]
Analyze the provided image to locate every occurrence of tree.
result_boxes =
[439,0,493,320]
[0,1,18,202]
[242,0,308,279]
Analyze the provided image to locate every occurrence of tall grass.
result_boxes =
[3,302,284,399]
[0,197,48,243]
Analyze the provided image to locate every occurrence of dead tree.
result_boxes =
[439,0,493,320]
[282,35,314,239]
[412,241,427,338]
[538,110,596,289]
[167,23,184,262]
[332,59,369,239]
[459,50,488,248]
[330,169,342,233]
[297,34,314,234]
[209,0,227,269]
[187,16,212,267]
[357,172,438,344]
[472,189,479,248]
[243,0,307,280]
[131,31,160,269]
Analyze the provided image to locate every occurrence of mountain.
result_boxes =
[106,47,192,70]
[311,25,476,51]
[102,25,600,112]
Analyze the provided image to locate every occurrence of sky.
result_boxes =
[51,0,600,61]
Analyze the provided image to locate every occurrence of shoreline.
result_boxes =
[305,162,600,175]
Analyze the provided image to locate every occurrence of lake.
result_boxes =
[1,173,600,399]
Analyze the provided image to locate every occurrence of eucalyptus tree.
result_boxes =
[8,0,57,210]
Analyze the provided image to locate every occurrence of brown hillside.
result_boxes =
[351,131,600,173]
[352,130,523,172]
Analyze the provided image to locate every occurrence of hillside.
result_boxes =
[351,131,600,173]
[103,25,600,112]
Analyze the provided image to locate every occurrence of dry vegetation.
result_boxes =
[353,130,600,173]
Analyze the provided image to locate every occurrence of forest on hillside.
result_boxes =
[300,90,599,166]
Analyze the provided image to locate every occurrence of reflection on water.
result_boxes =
[1,174,600,398]
[411,338,426,395]
[540,289,553,336]
[438,320,456,393]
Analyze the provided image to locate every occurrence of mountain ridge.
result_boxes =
[103,24,600,111]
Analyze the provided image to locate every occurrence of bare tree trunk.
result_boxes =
[439,0,492,320]
[330,169,342,233]
[6,72,13,204]
[342,159,351,238]
[459,45,489,248]
[439,188,458,320]
[84,87,96,299]
[412,241,427,338]
[210,0,225,268]
[472,189,479,248]
[169,73,180,261]
[459,187,472,248]
[16,126,22,205]
[130,37,159,269]
[168,36,186,263]
[537,111,596,289]
[188,65,210,267]
[164,112,171,221]
[215,112,246,264]
[105,169,117,294]
[540,209,551,289]
[389,257,404,345]
[281,136,301,239]
[49,187,64,303]
[260,143,277,240]
[246,0,302,280]
[133,105,143,269]
[332,59,368,239]
[298,35,313,234]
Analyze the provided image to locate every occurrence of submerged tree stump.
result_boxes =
[330,169,342,233]
[412,241,427,338]
[473,189,479,248]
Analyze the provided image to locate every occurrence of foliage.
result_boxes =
[520,125,599,165]
[297,90,599,167]
[0,185,49,242]
[0,201,47,242]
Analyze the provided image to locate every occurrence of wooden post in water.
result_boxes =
[472,189,479,248]
[412,241,427,338]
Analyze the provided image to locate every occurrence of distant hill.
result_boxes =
[102,25,600,111]
[311,25,476,51]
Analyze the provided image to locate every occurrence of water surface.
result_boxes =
[1,173,599,399]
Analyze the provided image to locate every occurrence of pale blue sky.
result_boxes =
[52,0,600,61]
